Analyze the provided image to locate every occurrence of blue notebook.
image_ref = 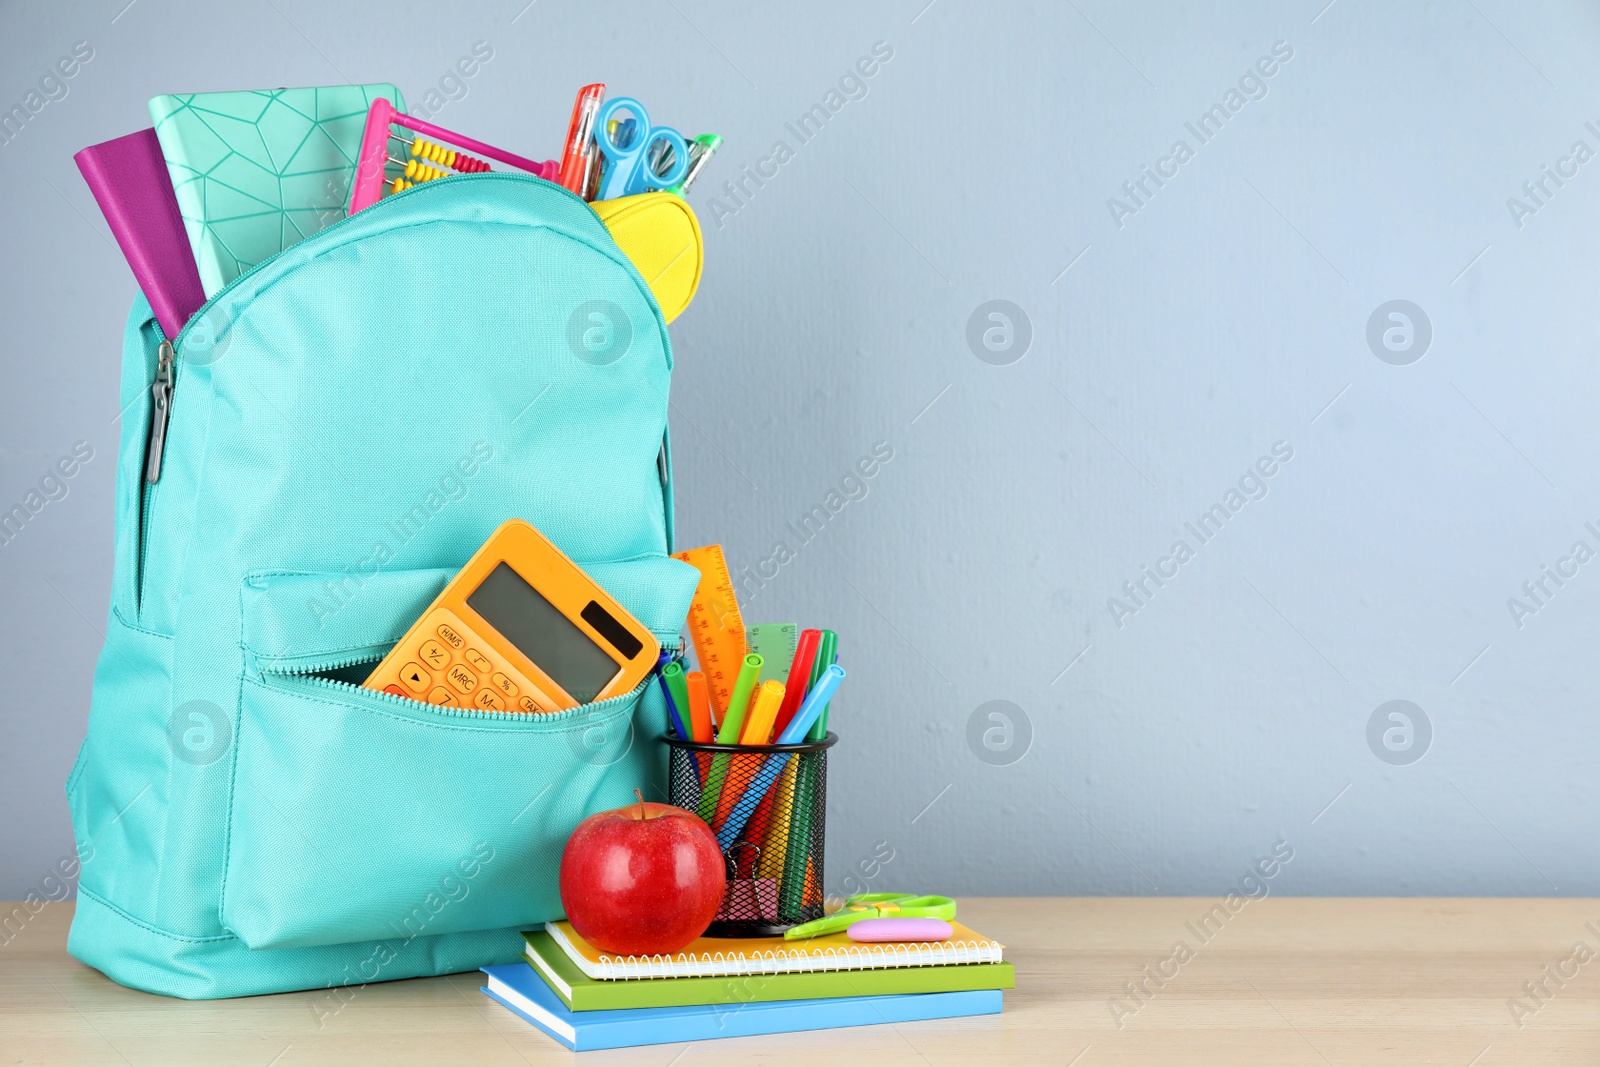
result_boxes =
[480,964,1002,1052]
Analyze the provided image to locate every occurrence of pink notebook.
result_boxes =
[75,128,205,339]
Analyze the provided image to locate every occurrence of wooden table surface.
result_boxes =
[4,897,1598,1065]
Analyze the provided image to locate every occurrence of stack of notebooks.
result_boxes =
[481,920,1013,1052]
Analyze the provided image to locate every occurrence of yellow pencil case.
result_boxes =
[592,192,703,324]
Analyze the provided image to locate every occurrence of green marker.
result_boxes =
[720,654,763,744]
[784,631,838,916]
[662,661,692,740]
[697,653,762,823]
[805,630,838,742]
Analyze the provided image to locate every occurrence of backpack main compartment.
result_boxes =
[66,175,699,998]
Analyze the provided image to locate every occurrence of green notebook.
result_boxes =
[149,84,403,296]
[522,930,1015,1012]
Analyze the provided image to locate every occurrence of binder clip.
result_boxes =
[716,842,778,923]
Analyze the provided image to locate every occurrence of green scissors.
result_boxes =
[784,893,957,940]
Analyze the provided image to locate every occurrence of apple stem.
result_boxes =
[635,788,646,820]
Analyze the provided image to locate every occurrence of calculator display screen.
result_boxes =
[465,562,619,703]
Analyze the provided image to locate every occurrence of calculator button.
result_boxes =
[446,664,478,693]
[464,649,493,674]
[419,640,450,670]
[518,696,540,714]
[473,687,506,711]
[427,686,455,706]
[383,685,407,698]
[398,663,430,692]
[436,623,465,649]
[491,672,518,698]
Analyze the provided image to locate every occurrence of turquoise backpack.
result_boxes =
[66,174,699,999]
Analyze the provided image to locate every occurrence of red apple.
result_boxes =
[559,790,725,955]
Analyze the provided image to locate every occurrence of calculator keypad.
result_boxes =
[373,609,560,714]
[446,663,478,694]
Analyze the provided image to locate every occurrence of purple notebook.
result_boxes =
[75,128,205,339]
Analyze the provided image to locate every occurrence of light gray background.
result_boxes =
[2,0,1596,900]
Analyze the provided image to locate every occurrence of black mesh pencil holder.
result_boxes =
[665,732,837,937]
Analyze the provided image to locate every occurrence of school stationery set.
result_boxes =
[485,921,1010,1051]
[476,547,1010,1049]
[65,77,1004,1046]
[74,81,716,340]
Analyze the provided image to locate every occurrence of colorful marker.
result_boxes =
[686,670,713,743]
[805,630,838,742]
[772,629,820,738]
[654,653,690,740]
[740,680,785,746]
[662,660,692,740]
[717,667,845,850]
[720,654,762,744]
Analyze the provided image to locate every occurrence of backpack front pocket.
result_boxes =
[221,561,693,951]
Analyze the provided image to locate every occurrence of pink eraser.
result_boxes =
[846,917,954,942]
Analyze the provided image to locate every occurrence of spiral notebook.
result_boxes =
[544,919,1005,980]
[523,929,1014,1012]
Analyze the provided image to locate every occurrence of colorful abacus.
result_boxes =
[397,135,492,173]
[383,136,499,194]
[349,97,559,214]
[384,157,446,194]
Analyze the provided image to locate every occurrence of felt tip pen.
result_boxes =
[655,672,689,741]
[696,653,762,824]
[715,666,846,852]
[777,664,845,744]
[719,654,762,743]
[686,670,713,743]
[739,680,785,745]
[773,629,820,738]
[805,630,838,742]
[660,660,692,740]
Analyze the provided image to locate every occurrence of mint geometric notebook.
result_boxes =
[149,84,403,296]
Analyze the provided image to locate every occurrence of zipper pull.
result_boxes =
[144,340,174,484]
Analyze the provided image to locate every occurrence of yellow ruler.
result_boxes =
[671,544,749,722]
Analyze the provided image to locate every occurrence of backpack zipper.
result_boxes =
[135,337,174,612]
[143,339,174,483]
[262,649,653,724]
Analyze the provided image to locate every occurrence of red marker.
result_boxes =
[771,628,820,737]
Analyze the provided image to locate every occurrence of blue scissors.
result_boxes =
[595,97,689,200]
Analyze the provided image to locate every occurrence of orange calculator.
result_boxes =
[364,519,660,713]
